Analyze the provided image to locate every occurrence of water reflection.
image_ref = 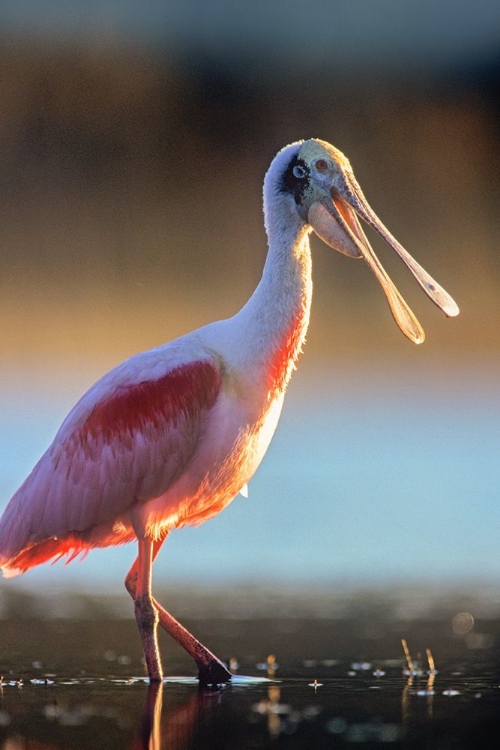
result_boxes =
[137,683,232,750]
[0,661,499,748]
[134,682,162,750]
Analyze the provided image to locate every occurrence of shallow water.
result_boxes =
[1,668,499,748]
[1,618,499,749]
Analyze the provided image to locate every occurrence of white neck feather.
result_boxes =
[229,143,313,393]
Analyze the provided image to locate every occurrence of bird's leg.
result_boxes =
[133,537,163,681]
[151,600,232,685]
[125,540,231,685]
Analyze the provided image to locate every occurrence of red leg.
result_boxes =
[132,537,163,681]
[125,539,231,684]
[151,601,231,684]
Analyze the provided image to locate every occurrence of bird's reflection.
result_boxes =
[133,682,163,750]
[133,679,225,750]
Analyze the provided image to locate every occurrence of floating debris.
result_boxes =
[30,678,55,686]
[373,669,386,678]
[350,662,371,672]
[308,679,323,691]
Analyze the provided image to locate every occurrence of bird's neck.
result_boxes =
[234,194,313,398]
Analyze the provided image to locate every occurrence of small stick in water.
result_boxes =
[401,639,415,673]
[426,647,437,673]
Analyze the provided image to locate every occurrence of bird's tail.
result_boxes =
[0,535,91,577]
[0,487,88,576]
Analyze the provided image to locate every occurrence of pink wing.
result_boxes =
[0,355,222,573]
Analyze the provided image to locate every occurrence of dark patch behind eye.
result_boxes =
[280,156,310,205]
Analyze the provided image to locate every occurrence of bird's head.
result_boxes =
[267,138,459,344]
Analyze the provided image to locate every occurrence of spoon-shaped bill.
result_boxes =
[339,170,459,318]
[308,164,459,344]
[309,194,425,343]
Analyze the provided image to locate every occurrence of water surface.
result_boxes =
[1,616,499,748]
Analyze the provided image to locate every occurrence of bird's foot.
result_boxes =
[197,660,232,687]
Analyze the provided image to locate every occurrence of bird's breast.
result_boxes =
[139,384,285,536]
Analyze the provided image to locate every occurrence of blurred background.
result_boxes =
[0,0,499,619]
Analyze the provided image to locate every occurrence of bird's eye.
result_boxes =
[315,158,329,172]
[293,165,306,179]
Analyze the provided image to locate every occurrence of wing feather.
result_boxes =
[0,353,222,570]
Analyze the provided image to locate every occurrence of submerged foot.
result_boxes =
[197,660,232,686]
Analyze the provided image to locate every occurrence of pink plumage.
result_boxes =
[0,139,457,683]
[0,358,222,574]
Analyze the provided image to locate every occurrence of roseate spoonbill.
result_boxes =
[0,139,458,684]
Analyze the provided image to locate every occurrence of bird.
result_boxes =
[0,139,459,684]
